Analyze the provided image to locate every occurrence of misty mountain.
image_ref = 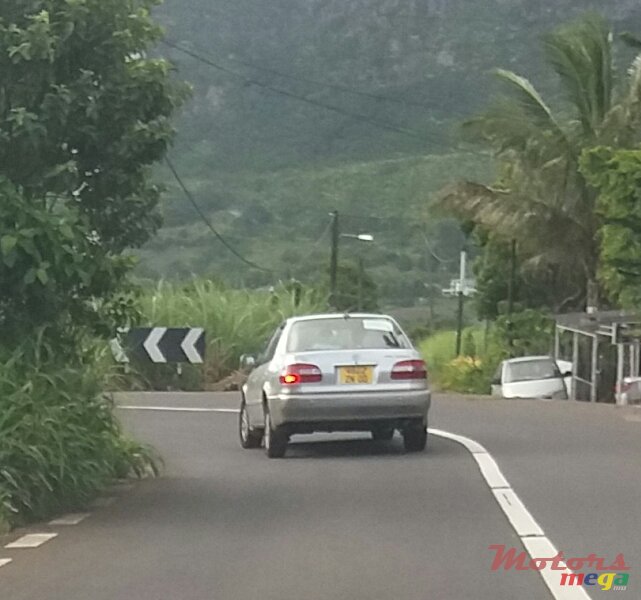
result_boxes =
[157,0,641,170]
[137,1,641,306]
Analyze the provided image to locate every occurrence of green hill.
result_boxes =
[135,0,641,305]
[138,152,492,305]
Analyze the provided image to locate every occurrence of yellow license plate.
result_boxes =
[338,366,373,384]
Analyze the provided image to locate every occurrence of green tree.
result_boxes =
[0,0,187,345]
[438,14,641,313]
[581,147,641,307]
[472,229,557,320]
[492,310,554,358]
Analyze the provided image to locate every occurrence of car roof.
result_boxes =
[505,355,554,364]
[286,313,396,324]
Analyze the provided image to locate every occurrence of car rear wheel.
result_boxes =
[264,407,288,458]
[239,397,263,449]
[371,427,394,441]
[403,424,427,452]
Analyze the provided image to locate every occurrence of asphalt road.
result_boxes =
[1,392,638,600]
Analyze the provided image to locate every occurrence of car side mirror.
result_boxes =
[491,377,501,385]
[240,354,256,370]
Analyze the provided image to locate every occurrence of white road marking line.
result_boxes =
[428,428,487,453]
[118,406,238,413]
[472,452,510,489]
[492,488,544,537]
[49,513,90,526]
[0,558,12,568]
[90,497,116,508]
[429,428,592,600]
[5,533,58,549]
[522,536,592,600]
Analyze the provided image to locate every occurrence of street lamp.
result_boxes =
[341,233,374,242]
[328,211,374,309]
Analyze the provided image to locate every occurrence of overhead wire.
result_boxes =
[165,37,442,112]
[421,230,455,264]
[296,217,334,265]
[160,39,458,270]
[165,157,273,272]
[161,39,447,143]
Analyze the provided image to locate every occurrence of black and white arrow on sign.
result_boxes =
[181,328,205,363]
[144,327,168,363]
[114,328,206,364]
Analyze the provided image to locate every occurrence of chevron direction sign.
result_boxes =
[113,328,205,364]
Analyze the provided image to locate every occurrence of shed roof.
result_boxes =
[555,310,641,334]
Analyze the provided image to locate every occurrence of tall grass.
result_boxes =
[0,337,157,529]
[420,327,486,380]
[419,325,498,394]
[133,280,328,388]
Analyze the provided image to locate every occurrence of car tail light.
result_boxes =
[391,359,427,380]
[280,363,322,385]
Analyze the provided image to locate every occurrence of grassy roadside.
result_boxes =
[419,326,496,394]
[0,340,158,530]
[419,310,555,394]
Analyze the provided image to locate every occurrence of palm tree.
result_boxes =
[437,14,641,312]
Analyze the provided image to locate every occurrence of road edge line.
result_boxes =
[118,406,238,413]
[429,428,592,600]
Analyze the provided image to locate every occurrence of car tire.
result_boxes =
[371,427,394,441]
[402,423,427,452]
[264,406,288,459]
[239,397,263,449]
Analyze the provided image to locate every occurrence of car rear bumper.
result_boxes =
[268,389,430,430]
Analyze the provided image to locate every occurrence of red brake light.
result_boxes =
[391,360,427,380]
[280,363,322,385]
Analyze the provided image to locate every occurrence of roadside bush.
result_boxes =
[0,337,157,528]
[493,309,554,357]
[419,327,487,389]
[440,356,488,394]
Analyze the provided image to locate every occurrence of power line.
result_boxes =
[297,217,334,265]
[161,40,443,143]
[164,157,273,272]
[421,230,455,264]
[166,37,442,112]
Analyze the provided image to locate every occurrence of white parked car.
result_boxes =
[491,355,569,400]
[616,377,641,405]
[555,359,573,398]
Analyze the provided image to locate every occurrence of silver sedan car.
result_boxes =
[239,313,431,458]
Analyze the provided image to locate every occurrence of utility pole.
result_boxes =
[357,256,364,311]
[507,238,517,355]
[329,211,339,309]
[455,250,467,356]
[507,238,516,315]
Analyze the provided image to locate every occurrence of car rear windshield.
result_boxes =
[287,318,409,352]
[504,359,560,383]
